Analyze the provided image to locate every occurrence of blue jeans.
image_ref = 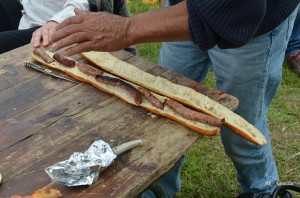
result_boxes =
[286,6,300,57]
[142,6,298,197]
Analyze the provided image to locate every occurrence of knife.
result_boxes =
[45,139,143,186]
[24,61,79,84]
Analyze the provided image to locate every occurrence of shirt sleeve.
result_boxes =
[186,0,266,50]
[49,0,89,24]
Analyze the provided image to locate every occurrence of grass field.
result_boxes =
[128,1,300,197]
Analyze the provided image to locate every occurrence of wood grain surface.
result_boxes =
[0,45,238,198]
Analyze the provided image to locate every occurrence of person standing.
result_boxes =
[49,0,299,197]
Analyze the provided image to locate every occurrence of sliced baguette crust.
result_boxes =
[81,51,267,146]
[31,51,220,136]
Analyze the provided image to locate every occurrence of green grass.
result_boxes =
[128,1,300,197]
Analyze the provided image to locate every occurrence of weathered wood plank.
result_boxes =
[0,75,75,120]
[0,98,197,197]
[0,45,38,91]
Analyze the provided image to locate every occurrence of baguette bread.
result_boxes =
[81,51,267,146]
[31,51,220,136]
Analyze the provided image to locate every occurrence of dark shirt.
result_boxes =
[170,0,299,50]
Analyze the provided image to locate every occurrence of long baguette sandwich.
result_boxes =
[31,49,222,137]
[81,51,267,146]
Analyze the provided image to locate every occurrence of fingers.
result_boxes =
[50,11,128,54]
[51,25,87,50]
[48,27,56,40]
[62,41,95,56]
[52,9,90,45]
[32,22,58,48]
[51,20,83,49]
[42,28,50,46]
[42,22,58,46]
[55,14,84,32]
[32,28,50,47]
[31,28,43,48]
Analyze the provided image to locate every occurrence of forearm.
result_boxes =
[127,1,190,45]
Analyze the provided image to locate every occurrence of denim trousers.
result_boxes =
[286,6,300,57]
[141,6,298,198]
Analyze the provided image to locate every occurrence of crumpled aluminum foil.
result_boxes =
[45,140,116,186]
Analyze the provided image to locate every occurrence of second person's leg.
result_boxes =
[209,7,297,195]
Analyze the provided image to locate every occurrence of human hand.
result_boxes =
[50,8,131,56]
[31,21,59,48]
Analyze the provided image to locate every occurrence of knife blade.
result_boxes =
[24,61,79,84]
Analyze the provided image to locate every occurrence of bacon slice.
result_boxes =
[95,75,142,105]
[137,86,163,109]
[165,98,224,127]
[53,53,76,67]
[33,48,54,63]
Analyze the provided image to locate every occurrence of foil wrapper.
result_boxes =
[45,140,117,186]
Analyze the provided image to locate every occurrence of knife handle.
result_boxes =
[25,61,51,75]
[112,140,142,156]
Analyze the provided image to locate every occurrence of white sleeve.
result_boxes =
[49,0,89,24]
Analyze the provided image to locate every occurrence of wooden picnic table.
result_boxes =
[0,44,238,198]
